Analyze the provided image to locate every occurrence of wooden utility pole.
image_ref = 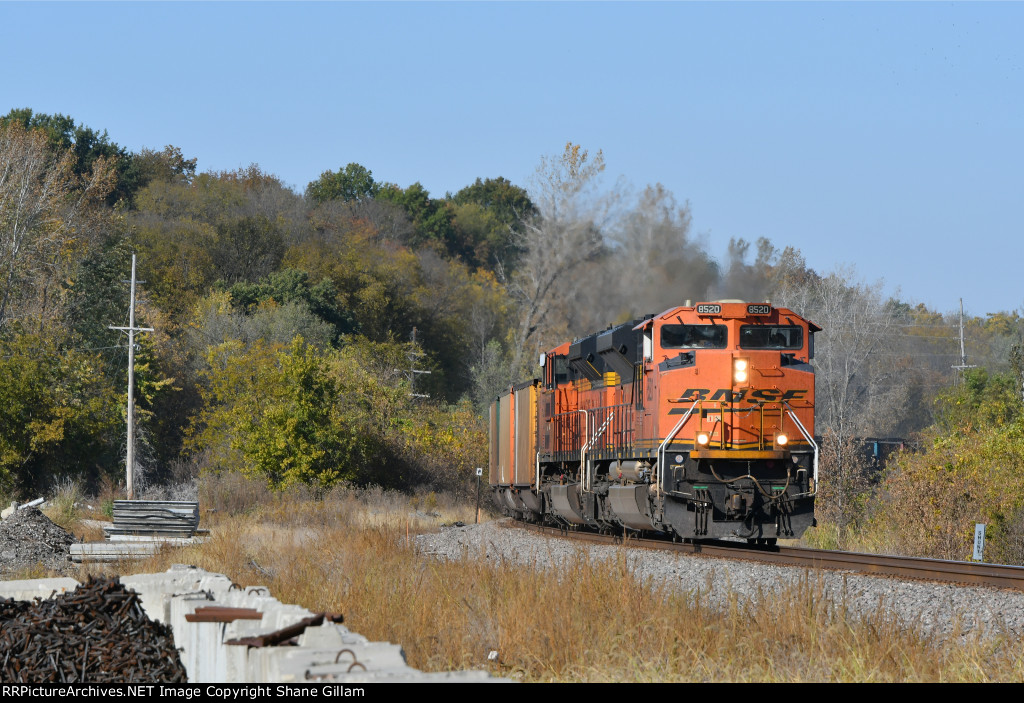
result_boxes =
[109,255,153,499]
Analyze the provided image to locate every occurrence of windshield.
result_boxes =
[661,324,727,349]
[739,325,803,350]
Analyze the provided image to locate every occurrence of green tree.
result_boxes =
[842,365,1024,561]
[0,331,122,495]
[1,108,139,207]
[132,145,197,188]
[875,413,1024,562]
[448,201,504,268]
[211,214,285,285]
[377,182,457,251]
[305,163,379,205]
[227,268,356,342]
[133,216,218,319]
[283,226,422,344]
[396,398,488,498]
[133,167,300,318]
[449,176,537,269]
[189,289,336,352]
[61,228,134,360]
[1011,343,1024,404]
[242,338,374,488]
[189,337,402,490]
[452,176,537,230]
[933,367,1023,433]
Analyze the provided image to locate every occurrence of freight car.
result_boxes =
[489,301,820,543]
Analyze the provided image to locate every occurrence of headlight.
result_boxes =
[773,433,789,451]
[696,432,710,446]
[733,358,748,384]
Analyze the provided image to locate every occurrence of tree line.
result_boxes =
[1,108,1023,561]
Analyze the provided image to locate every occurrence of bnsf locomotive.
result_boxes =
[489,301,820,543]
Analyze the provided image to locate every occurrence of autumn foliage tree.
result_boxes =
[0,121,116,331]
[0,331,122,495]
[7,105,1024,526]
[187,338,381,489]
[1,108,138,207]
[186,335,485,492]
[868,369,1024,561]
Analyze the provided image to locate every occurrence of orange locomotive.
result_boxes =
[489,301,820,542]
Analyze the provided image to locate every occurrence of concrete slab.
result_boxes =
[0,577,80,601]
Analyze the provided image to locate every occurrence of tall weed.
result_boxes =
[106,484,1024,682]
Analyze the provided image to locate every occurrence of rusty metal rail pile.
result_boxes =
[519,522,1024,592]
[0,575,188,682]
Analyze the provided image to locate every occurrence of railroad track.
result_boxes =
[516,521,1024,592]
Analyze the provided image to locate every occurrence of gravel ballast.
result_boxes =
[416,519,1024,639]
[0,507,75,577]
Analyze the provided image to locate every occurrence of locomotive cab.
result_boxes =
[641,302,819,540]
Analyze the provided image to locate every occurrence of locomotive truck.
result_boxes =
[489,301,820,543]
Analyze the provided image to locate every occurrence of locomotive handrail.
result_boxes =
[784,402,818,496]
[577,409,589,485]
[581,410,615,493]
[655,399,700,499]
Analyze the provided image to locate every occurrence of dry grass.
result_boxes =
[37,478,110,544]
[71,476,1024,682]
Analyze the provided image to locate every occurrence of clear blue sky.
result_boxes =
[2,1,1021,316]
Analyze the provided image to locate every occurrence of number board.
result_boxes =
[747,304,772,316]
[695,304,721,315]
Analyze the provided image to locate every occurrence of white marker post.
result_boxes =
[475,467,483,524]
[973,523,986,562]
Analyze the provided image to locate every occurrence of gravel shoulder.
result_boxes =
[415,518,1024,639]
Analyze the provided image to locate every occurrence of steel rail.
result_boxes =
[515,521,1024,592]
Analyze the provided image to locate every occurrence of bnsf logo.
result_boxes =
[678,388,808,403]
